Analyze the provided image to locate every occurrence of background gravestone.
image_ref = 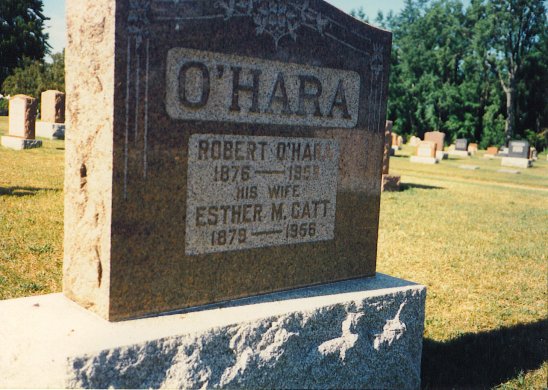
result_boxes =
[8,95,37,138]
[36,90,66,139]
[486,146,498,155]
[468,142,478,154]
[424,131,445,151]
[64,0,392,321]
[501,140,532,168]
[410,141,438,164]
[382,120,400,191]
[455,138,468,151]
[41,90,65,123]
[383,120,393,175]
[416,141,436,158]
[507,140,530,158]
[1,95,42,150]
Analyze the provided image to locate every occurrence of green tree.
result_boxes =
[0,0,49,87]
[486,0,546,142]
[1,51,65,114]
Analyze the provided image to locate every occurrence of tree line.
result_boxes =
[353,0,546,150]
[0,0,63,115]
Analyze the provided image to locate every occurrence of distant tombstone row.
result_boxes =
[1,91,65,150]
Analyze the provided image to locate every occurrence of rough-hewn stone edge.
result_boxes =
[66,286,425,389]
[63,0,116,318]
[36,122,66,140]
[0,275,426,389]
[0,136,42,150]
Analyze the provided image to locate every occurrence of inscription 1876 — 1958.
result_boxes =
[185,135,339,255]
[167,48,360,128]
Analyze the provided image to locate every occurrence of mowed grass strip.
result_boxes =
[382,147,547,389]
[0,116,64,298]
[1,116,546,388]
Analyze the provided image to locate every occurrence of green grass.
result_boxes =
[1,116,546,388]
[0,116,64,298]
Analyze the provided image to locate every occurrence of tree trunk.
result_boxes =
[504,73,516,144]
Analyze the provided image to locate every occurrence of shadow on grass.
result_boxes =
[0,186,58,197]
[421,319,547,389]
[401,182,444,191]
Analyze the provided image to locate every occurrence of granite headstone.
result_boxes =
[1,95,42,150]
[507,140,530,158]
[486,146,498,155]
[424,131,445,152]
[416,141,436,158]
[7,95,37,139]
[40,90,65,123]
[64,0,392,321]
[455,138,468,151]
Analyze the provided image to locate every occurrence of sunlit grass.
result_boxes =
[0,116,546,388]
[0,117,64,298]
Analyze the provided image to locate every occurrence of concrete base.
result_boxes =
[435,151,448,160]
[447,150,470,158]
[0,274,426,389]
[501,157,532,168]
[1,136,42,150]
[36,121,65,140]
[483,154,498,159]
[382,174,401,192]
[410,156,438,164]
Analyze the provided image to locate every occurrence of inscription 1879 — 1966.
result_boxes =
[167,48,360,128]
[186,135,339,255]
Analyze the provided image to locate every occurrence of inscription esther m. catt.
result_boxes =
[186,135,340,255]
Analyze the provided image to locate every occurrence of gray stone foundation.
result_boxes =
[0,274,426,389]
[1,136,42,150]
[36,121,65,139]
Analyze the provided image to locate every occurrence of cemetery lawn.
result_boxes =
[0,117,64,298]
[1,118,546,389]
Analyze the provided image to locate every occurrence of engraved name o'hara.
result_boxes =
[167,48,361,128]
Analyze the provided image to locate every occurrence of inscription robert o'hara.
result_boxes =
[166,48,360,128]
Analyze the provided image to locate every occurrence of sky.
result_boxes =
[42,0,406,57]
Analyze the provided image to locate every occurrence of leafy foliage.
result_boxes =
[356,0,547,150]
[0,0,49,87]
[1,51,64,115]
